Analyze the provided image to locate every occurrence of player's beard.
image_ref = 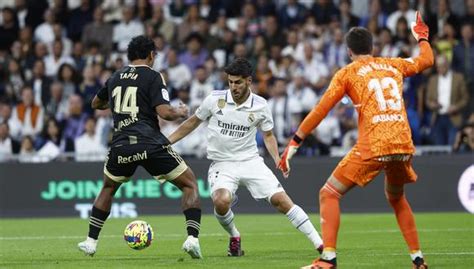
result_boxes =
[232,86,249,103]
[231,90,241,100]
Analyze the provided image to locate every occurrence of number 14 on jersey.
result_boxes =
[112,86,139,115]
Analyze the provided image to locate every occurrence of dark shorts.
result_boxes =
[103,144,188,183]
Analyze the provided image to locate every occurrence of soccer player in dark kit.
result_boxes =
[78,35,202,259]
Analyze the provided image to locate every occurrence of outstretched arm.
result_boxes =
[168,114,203,144]
[394,11,434,76]
[296,71,346,140]
[155,103,188,121]
[412,40,434,72]
[278,70,346,174]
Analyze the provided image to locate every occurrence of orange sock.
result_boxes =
[319,183,343,250]
[387,193,420,251]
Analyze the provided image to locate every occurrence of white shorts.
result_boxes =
[208,157,285,202]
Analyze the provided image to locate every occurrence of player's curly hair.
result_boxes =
[127,35,155,62]
[224,58,253,78]
[346,27,373,55]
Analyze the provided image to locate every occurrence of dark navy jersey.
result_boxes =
[97,65,170,146]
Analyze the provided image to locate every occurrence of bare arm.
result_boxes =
[263,130,289,178]
[91,95,109,110]
[155,103,188,121]
[168,114,203,144]
[262,130,281,167]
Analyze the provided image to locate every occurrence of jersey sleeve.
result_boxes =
[96,79,109,100]
[298,69,346,136]
[150,72,170,108]
[390,41,434,77]
[258,104,274,132]
[195,94,214,120]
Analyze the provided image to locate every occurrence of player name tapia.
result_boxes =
[120,72,138,80]
[118,150,148,164]
[217,120,250,131]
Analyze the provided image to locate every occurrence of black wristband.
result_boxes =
[418,38,429,43]
[293,134,303,144]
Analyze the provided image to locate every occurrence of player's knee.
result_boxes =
[212,192,232,213]
[385,187,406,209]
[319,187,328,202]
[385,190,404,204]
[319,184,341,202]
[174,175,199,198]
[185,179,199,193]
[180,169,199,189]
[384,183,405,203]
[213,199,231,214]
[102,177,121,194]
[270,192,293,213]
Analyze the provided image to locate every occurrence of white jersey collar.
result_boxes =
[128,64,152,69]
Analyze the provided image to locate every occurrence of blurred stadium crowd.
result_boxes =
[0,0,473,162]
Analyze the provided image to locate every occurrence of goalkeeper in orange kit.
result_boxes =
[279,12,433,269]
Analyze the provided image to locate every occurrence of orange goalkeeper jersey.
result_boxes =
[299,41,434,160]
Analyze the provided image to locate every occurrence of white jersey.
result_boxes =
[195,89,273,161]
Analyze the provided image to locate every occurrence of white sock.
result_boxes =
[286,205,323,249]
[214,209,240,237]
[410,250,423,260]
[321,249,336,260]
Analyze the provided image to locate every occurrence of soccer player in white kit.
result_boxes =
[168,58,323,256]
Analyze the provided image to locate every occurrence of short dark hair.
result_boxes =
[224,58,252,78]
[127,35,155,62]
[185,32,203,44]
[270,77,288,86]
[195,65,206,71]
[345,27,373,55]
[2,7,15,15]
[86,116,96,123]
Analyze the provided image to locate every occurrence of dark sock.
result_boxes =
[183,208,201,238]
[88,206,110,240]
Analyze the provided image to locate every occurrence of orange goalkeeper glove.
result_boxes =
[278,135,303,175]
[410,11,429,42]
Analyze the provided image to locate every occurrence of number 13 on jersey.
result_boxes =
[368,77,402,111]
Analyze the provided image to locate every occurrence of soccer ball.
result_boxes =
[123,220,154,250]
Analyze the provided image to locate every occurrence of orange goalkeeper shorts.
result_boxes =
[333,147,418,187]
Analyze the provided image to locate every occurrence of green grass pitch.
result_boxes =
[1,213,473,268]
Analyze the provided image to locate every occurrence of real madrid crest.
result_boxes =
[217,99,226,109]
[248,113,255,123]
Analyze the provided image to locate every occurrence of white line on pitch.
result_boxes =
[0,228,472,241]
[363,252,474,256]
